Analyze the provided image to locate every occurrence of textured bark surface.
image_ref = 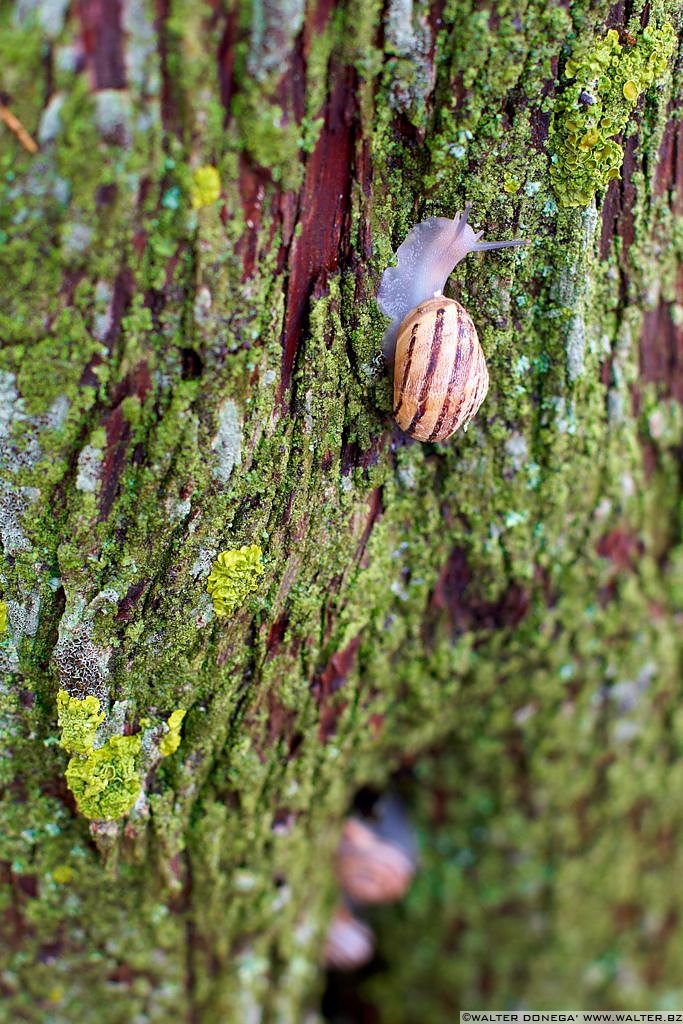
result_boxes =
[0,0,681,1021]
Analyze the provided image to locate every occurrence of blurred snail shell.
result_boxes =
[377,203,527,442]
[336,814,416,905]
[324,903,375,971]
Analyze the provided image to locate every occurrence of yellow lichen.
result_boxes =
[51,865,75,884]
[550,23,676,207]
[56,690,141,821]
[622,79,638,101]
[159,709,186,757]
[57,689,105,755]
[190,165,221,209]
[206,544,265,617]
[65,734,142,821]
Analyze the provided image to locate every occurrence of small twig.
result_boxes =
[0,102,38,154]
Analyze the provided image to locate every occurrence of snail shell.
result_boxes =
[393,296,488,442]
[336,815,416,904]
[324,903,375,971]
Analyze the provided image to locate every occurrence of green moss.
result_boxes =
[549,23,677,207]
[0,600,6,635]
[159,709,186,757]
[65,734,142,822]
[12,333,87,416]
[206,544,265,617]
[232,88,303,189]
[56,690,105,755]
[304,10,340,118]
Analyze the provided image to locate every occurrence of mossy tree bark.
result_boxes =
[0,0,681,1021]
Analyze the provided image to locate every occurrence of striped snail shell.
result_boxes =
[377,204,527,442]
[393,296,488,442]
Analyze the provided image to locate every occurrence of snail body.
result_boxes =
[377,204,526,441]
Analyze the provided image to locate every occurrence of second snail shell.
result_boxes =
[393,296,489,442]
[324,904,375,970]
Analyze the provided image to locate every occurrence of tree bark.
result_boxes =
[0,0,681,1021]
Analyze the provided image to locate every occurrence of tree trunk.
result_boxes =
[0,0,681,1021]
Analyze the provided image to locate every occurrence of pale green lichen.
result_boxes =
[190,165,221,209]
[549,23,677,207]
[159,709,186,757]
[206,545,265,617]
[211,399,242,484]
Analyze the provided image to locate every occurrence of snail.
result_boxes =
[335,795,418,905]
[326,796,417,970]
[377,204,527,442]
[324,903,375,971]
